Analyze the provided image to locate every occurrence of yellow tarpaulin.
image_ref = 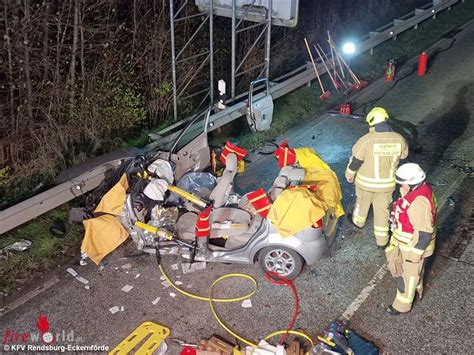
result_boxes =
[81,174,130,264]
[81,214,129,265]
[94,174,129,215]
[268,148,344,237]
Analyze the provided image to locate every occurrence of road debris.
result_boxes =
[174,280,183,286]
[135,274,141,279]
[182,262,207,274]
[169,292,176,298]
[241,299,252,308]
[160,275,166,281]
[66,268,89,285]
[0,240,32,261]
[121,263,132,269]
[120,306,125,312]
[434,179,448,186]
[152,297,161,305]
[447,196,455,206]
[171,263,179,270]
[109,306,120,314]
[84,285,90,290]
[161,281,171,288]
[121,285,134,293]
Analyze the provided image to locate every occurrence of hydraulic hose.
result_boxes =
[158,263,314,349]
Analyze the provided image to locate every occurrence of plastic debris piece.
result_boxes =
[169,293,176,298]
[174,281,183,286]
[176,276,181,279]
[435,179,448,186]
[66,268,79,277]
[121,285,134,293]
[160,276,166,281]
[447,196,455,206]
[121,263,132,269]
[161,281,171,288]
[182,262,207,274]
[84,285,90,290]
[120,306,125,312]
[241,299,252,308]
[152,297,161,305]
[135,274,141,279]
[171,263,179,271]
[2,240,32,253]
[109,306,120,314]
[76,276,89,284]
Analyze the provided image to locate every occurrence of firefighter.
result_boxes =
[345,107,408,248]
[385,163,436,315]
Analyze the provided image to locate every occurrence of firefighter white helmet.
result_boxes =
[395,163,426,185]
[147,159,174,184]
[143,178,169,201]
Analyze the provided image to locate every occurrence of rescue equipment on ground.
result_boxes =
[314,320,379,355]
[339,103,351,115]
[274,141,297,168]
[304,37,332,100]
[385,58,396,81]
[109,322,170,355]
[417,51,428,76]
[365,107,389,126]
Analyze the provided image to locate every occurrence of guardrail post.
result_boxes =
[369,31,379,38]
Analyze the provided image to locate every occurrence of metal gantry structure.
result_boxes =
[169,0,214,121]
[169,0,273,119]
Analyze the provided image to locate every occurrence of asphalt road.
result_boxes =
[1,20,473,355]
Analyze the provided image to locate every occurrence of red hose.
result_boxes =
[264,271,300,345]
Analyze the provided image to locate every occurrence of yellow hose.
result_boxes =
[158,264,314,349]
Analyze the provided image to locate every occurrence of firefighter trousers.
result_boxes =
[352,186,392,246]
[386,246,426,313]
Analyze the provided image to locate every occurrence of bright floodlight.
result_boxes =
[342,42,356,55]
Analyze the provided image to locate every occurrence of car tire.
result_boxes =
[258,246,305,280]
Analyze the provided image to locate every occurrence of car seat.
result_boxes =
[268,166,306,200]
[209,153,238,207]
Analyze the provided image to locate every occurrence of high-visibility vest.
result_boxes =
[220,141,248,165]
[195,205,212,238]
[391,183,436,246]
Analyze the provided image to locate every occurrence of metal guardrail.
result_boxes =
[0,0,462,235]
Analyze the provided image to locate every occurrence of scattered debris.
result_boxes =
[84,285,90,290]
[1,239,32,260]
[50,219,67,237]
[152,297,161,305]
[447,196,455,207]
[121,263,132,269]
[169,292,176,298]
[79,251,88,266]
[160,276,166,281]
[120,306,125,312]
[135,274,141,279]
[171,263,179,271]
[161,281,171,288]
[434,179,448,186]
[176,276,181,279]
[241,299,252,308]
[66,268,89,285]
[174,281,183,286]
[121,285,134,293]
[109,306,120,314]
[182,262,207,274]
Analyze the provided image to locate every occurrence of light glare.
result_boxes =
[342,42,356,55]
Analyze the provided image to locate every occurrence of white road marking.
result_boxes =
[341,264,388,320]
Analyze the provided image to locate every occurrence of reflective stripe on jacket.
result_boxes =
[348,131,408,192]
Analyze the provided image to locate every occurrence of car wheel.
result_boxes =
[258,246,305,280]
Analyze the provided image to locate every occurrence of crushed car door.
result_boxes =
[170,110,211,180]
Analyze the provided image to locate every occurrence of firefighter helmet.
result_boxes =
[366,107,389,126]
[395,163,426,185]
